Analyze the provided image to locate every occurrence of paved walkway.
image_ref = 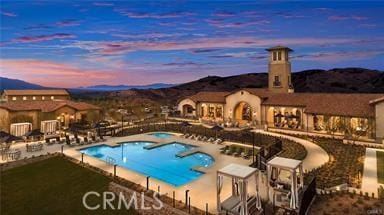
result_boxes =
[252,130,329,172]
[362,148,384,197]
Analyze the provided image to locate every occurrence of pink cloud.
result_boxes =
[71,37,362,56]
[0,59,118,88]
[1,11,17,17]
[13,33,75,43]
[294,50,383,62]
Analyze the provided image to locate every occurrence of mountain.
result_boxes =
[72,68,383,105]
[0,77,45,91]
[79,83,175,91]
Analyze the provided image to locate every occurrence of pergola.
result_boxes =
[41,120,60,135]
[10,122,32,137]
[267,157,304,210]
[217,163,262,215]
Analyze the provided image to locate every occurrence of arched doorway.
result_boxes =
[233,102,252,124]
[182,104,194,117]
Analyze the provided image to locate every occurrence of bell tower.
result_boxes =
[266,46,294,93]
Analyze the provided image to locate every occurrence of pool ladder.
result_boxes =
[106,156,116,165]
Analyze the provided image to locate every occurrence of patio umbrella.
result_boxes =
[211,124,223,138]
[1,134,23,143]
[0,131,10,138]
[25,129,44,137]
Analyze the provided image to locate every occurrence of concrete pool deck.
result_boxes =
[2,132,254,212]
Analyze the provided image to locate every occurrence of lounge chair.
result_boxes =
[214,138,223,144]
[189,134,196,139]
[201,136,208,141]
[207,137,215,143]
[226,146,236,155]
[243,150,252,160]
[234,148,244,157]
[195,135,202,141]
[220,146,229,154]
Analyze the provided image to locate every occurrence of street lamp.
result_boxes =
[117,108,128,136]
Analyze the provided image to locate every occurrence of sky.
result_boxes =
[0,1,383,88]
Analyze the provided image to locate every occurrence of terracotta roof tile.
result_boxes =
[0,100,100,112]
[188,91,230,103]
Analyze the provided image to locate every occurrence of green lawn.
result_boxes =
[377,151,384,184]
[0,156,137,215]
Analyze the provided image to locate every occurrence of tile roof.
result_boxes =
[3,89,69,96]
[188,91,230,103]
[262,93,384,117]
[0,100,100,112]
[183,88,384,117]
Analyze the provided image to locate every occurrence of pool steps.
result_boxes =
[175,148,199,158]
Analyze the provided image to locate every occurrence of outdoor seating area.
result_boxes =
[26,143,44,152]
[181,133,223,144]
[219,145,257,160]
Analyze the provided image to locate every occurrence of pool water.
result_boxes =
[80,142,214,186]
[150,132,174,138]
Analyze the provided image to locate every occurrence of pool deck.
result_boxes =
[3,132,255,213]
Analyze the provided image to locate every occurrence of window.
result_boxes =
[23,96,27,100]
[51,96,55,100]
[42,96,45,100]
[277,51,282,61]
[272,51,277,61]
[273,76,281,87]
[12,97,17,101]
[32,96,36,100]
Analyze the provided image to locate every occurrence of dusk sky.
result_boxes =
[1,1,383,88]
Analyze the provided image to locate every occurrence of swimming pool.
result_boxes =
[80,142,214,186]
[149,132,174,138]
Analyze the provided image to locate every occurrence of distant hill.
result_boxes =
[78,83,175,91]
[0,77,45,91]
[72,68,383,105]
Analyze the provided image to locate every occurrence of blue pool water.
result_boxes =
[149,132,174,138]
[80,142,214,186]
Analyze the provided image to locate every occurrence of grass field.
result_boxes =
[0,156,136,215]
[377,151,384,184]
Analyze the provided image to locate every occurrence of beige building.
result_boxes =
[177,46,384,143]
[1,89,70,102]
[0,90,100,134]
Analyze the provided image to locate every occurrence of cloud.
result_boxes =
[190,49,221,53]
[56,19,80,27]
[293,50,384,62]
[69,37,364,56]
[328,15,369,21]
[162,61,206,67]
[1,11,17,17]
[93,2,114,7]
[214,11,236,17]
[13,33,75,43]
[116,9,196,19]
[0,59,117,88]
[206,19,270,28]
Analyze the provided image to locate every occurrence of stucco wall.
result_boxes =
[0,108,10,132]
[375,102,384,141]
[8,110,40,131]
[224,90,262,123]
[177,99,196,117]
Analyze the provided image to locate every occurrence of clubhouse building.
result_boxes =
[177,46,384,143]
[0,90,100,136]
